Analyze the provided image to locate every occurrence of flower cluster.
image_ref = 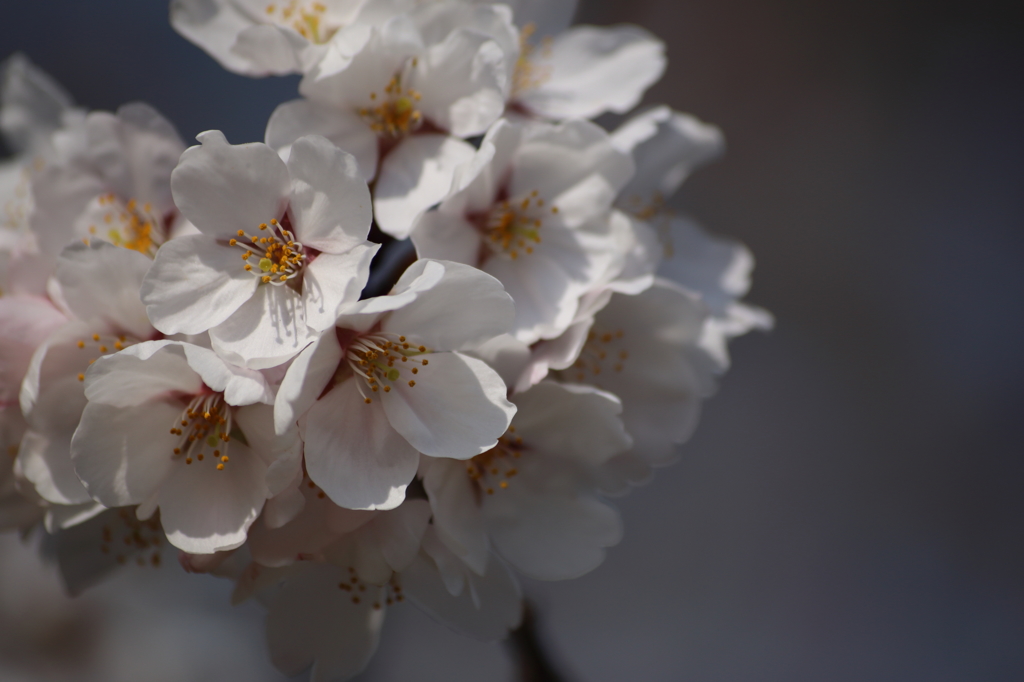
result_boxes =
[0,1,770,678]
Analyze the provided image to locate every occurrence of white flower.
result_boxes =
[30,103,188,262]
[170,0,378,77]
[141,131,376,370]
[554,280,722,481]
[411,117,636,344]
[612,106,773,364]
[265,7,515,235]
[422,380,628,579]
[274,258,516,511]
[17,243,156,514]
[0,54,79,297]
[69,339,299,554]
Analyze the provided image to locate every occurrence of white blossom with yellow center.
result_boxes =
[141,131,376,370]
[274,259,516,511]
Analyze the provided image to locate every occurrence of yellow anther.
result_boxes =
[411,367,418,374]
[99,345,108,352]
[259,223,268,230]
[270,218,278,225]
[216,463,224,470]
[262,275,271,283]
[77,373,85,381]
[364,397,372,404]
[77,340,85,348]
[92,334,100,341]
[421,359,428,365]
[237,229,245,236]
[408,380,416,387]
[185,457,193,464]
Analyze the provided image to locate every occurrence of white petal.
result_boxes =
[304,378,419,510]
[83,340,203,408]
[484,249,580,345]
[171,0,273,75]
[381,351,515,460]
[373,134,476,239]
[19,426,91,505]
[382,259,514,351]
[513,382,631,465]
[266,563,385,681]
[462,333,532,390]
[423,458,489,575]
[274,330,342,436]
[178,342,274,405]
[267,100,378,181]
[0,53,73,154]
[231,24,305,75]
[56,242,154,339]
[303,244,378,332]
[141,234,258,335]
[158,439,268,553]
[209,281,315,371]
[517,25,666,120]
[410,210,482,267]
[413,29,507,137]
[0,294,66,405]
[171,130,290,240]
[485,487,622,580]
[613,106,725,202]
[286,135,372,252]
[70,401,180,507]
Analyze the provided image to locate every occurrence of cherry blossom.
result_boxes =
[275,258,516,511]
[141,131,376,369]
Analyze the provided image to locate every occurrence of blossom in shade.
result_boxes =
[141,131,376,370]
[274,259,516,511]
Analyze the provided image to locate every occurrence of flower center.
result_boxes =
[623,191,674,257]
[343,333,431,404]
[82,193,165,257]
[168,393,234,470]
[336,566,404,609]
[2,158,40,233]
[512,23,553,97]
[264,1,338,43]
[466,426,523,495]
[563,328,628,384]
[358,70,423,140]
[481,191,557,260]
[75,333,139,382]
[231,218,307,285]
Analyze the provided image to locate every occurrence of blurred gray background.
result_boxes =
[2,0,1023,680]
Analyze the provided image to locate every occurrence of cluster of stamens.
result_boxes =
[231,218,306,285]
[567,328,628,383]
[467,427,523,495]
[1,160,37,234]
[169,394,233,470]
[483,191,557,260]
[337,567,404,609]
[264,1,337,44]
[345,334,430,404]
[75,333,134,382]
[512,23,553,96]
[359,69,423,139]
[84,193,164,256]
[99,508,163,568]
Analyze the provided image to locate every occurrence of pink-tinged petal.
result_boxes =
[381,259,514,351]
[381,351,515,460]
[403,529,522,640]
[266,100,378,181]
[303,244,378,333]
[274,330,342,436]
[304,378,419,510]
[373,134,476,239]
[423,458,489,575]
[158,439,268,553]
[286,135,372,252]
[83,340,202,408]
[56,242,153,339]
[485,486,622,581]
[208,281,314,371]
[0,294,66,403]
[517,25,666,120]
[170,130,290,240]
[266,563,385,681]
[179,343,274,406]
[141,234,258,335]
[70,401,180,507]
